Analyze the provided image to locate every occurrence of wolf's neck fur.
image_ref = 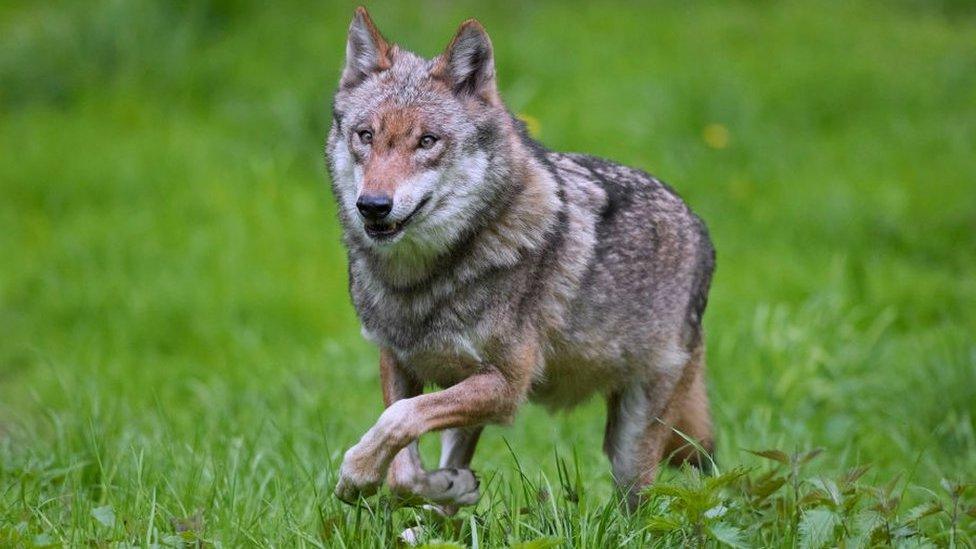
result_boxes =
[364,118,561,291]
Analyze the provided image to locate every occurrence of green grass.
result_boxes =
[1,0,975,546]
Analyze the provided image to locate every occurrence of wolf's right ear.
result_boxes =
[340,7,393,89]
[433,20,499,105]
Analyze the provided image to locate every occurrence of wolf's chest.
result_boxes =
[361,320,487,386]
[401,348,484,387]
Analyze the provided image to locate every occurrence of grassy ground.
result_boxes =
[1,0,975,546]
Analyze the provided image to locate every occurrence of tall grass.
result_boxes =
[1,0,974,545]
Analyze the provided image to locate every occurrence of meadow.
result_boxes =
[1,0,975,546]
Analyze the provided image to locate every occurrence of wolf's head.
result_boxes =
[327,7,517,261]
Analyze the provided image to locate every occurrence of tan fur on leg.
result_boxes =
[336,340,535,505]
[664,345,714,469]
[603,346,698,511]
[663,355,714,469]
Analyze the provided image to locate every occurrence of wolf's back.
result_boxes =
[547,151,715,352]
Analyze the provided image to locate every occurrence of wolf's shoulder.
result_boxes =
[546,149,713,276]
[546,151,702,226]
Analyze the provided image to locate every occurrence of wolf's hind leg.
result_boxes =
[603,347,696,511]
[439,426,482,469]
[423,427,484,513]
[663,347,715,471]
[603,387,674,510]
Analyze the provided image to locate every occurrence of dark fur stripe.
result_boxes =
[504,113,573,324]
[685,218,715,348]
[332,105,344,132]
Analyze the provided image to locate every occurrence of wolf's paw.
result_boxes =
[334,470,382,504]
[424,468,480,506]
[334,449,383,504]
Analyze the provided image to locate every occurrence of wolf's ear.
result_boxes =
[340,6,393,89]
[434,20,498,104]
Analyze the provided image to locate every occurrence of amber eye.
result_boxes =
[419,134,439,149]
[357,130,373,145]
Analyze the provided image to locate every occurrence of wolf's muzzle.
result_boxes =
[356,194,393,221]
[362,196,431,241]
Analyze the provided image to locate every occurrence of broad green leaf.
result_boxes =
[890,524,917,541]
[893,537,937,549]
[91,505,115,528]
[807,478,842,506]
[646,484,694,501]
[755,477,787,500]
[31,533,57,548]
[705,504,728,519]
[798,508,840,549]
[748,472,787,501]
[646,516,682,532]
[705,468,748,491]
[798,491,832,508]
[845,510,883,549]
[903,502,942,522]
[708,522,747,548]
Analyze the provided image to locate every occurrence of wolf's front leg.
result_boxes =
[335,350,421,503]
[335,343,534,504]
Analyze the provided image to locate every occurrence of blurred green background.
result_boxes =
[1,0,974,545]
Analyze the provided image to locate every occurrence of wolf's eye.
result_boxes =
[357,130,373,145]
[419,134,439,149]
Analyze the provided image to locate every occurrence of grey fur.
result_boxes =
[326,10,715,507]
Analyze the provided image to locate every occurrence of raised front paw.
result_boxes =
[334,447,384,504]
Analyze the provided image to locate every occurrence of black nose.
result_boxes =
[356,194,393,220]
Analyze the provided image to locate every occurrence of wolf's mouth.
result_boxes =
[364,196,431,240]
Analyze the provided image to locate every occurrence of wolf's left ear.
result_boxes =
[340,7,393,89]
[433,20,498,104]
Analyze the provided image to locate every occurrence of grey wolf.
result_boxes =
[326,6,715,511]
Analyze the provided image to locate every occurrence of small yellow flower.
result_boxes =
[703,123,730,149]
[517,113,542,138]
